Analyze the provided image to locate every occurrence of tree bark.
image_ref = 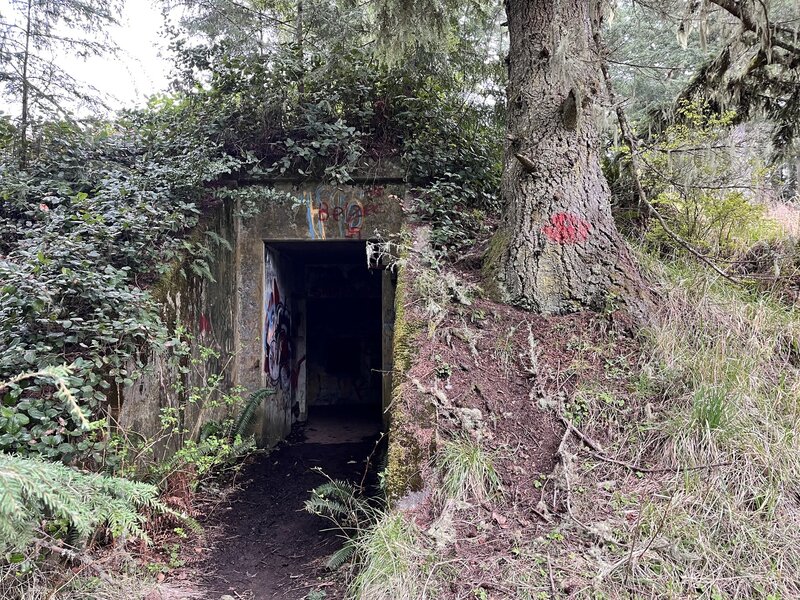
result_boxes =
[487,0,649,317]
[18,0,33,170]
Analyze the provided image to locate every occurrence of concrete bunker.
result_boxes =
[235,182,405,448]
[118,181,405,457]
[262,240,391,442]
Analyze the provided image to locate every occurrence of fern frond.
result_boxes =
[204,230,233,251]
[0,454,169,553]
[231,387,275,439]
[325,540,356,571]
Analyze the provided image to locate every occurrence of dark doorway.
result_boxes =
[263,240,387,434]
[197,241,391,600]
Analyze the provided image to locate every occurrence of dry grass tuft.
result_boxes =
[348,512,435,600]
[437,436,502,503]
[623,258,800,598]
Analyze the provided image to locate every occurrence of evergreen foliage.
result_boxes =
[0,0,122,167]
[0,453,168,554]
[2,0,800,594]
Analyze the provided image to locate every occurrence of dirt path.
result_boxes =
[195,412,379,600]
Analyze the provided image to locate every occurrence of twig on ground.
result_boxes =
[547,554,557,596]
[39,541,113,584]
[563,416,731,474]
[587,447,731,474]
[554,424,590,530]
[531,506,551,523]
[623,500,644,588]
[596,493,674,584]
[559,416,604,454]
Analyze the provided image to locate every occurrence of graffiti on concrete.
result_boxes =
[265,255,292,391]
[291,355,306,390]
[303,185,384,240]
[542,212,591,244]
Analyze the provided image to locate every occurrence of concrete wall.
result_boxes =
[119,181,405,452]
[260,246,296,446]
[117,198,239,460]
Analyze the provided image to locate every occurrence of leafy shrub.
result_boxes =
[0,366,98,464]
[173,39,503,256]
[400,92,502,256]
[646,189,779,256]
[616,101,780,256]
[0,112,239,464]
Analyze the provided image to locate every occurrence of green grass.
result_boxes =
[589,256,800,597]
[348,513,434,600]
[438,436,502,503]
[352,249,800,598]
[465,254,800,598]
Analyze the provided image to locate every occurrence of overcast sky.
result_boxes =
[82,2,172,109]
[0,1,173,116]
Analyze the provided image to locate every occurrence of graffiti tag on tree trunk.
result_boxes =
[542,212,591,244]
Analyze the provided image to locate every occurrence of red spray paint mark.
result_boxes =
[542,212,591,244]
[199,313,211,334]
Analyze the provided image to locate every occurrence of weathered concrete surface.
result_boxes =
[118,198,239,460]
[119,181,405,452]
[384,225,433,501]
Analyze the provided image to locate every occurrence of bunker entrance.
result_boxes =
[262,240,392,446]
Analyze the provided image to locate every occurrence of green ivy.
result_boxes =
[0,113,240,464]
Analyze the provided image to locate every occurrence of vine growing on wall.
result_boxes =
[0,109,240,464]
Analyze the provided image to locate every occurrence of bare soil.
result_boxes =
[153,260,642,600]
[397,264,642,598]
[192,412,381,600]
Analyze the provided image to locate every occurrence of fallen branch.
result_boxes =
[39,541,113,584]
[589,449,732,475]
[547,554,557,596]
[563,415,731,474]
[553,423,591,530]
[559,416,604,454]
[595,493,674,584]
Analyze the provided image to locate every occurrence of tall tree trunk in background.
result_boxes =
[18,0,33,170]
[295,0,304,102]
[486,0,648,316]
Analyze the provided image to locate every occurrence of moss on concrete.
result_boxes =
[384,236,427,502]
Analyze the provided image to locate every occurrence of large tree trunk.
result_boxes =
[487,0,648,316]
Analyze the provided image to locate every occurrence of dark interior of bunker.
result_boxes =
[263,239,389,434]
